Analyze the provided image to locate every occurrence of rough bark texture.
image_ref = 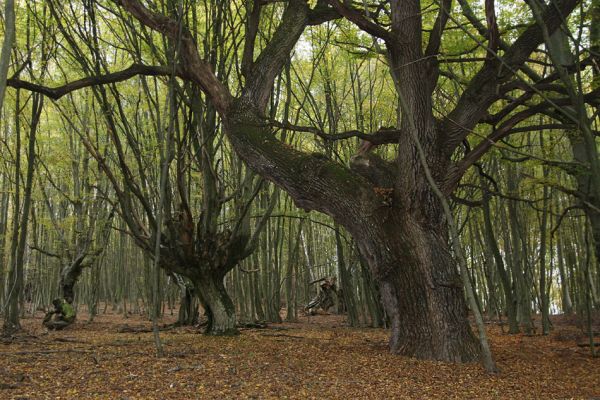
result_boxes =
[353,210,479,361]
[224,100,479,360]
[60,258,86,301]
[195,273,237,335]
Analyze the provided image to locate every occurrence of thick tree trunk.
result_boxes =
[195,273,237,336]
[354,212,480,362]
[225,102,480,362]
[60,260,84,302]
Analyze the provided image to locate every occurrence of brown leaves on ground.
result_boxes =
[0,310,598,399]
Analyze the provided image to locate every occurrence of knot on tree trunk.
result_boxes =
[350,153,396,189]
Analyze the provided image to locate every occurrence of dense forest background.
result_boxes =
[0,0,599,393]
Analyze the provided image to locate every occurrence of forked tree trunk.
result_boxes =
[60,260,85,301]
[194,272,237,336]
[352,212,480,361]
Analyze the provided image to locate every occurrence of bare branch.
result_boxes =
[325,0,391,41]
[269,119,401,145]
[115,0,232,113]
[30,245,61,259]
[7,64,174,100]
[484,0,500,56]
[443,0,580,153]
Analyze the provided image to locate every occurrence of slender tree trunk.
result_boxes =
[0,125,10,302]
[335,224,358,325]
[539,179,551,334]
[506,168,534,334]
[482,186,519,333]
[285,221,302,322]
[0,0,15,113]
[3,95,41,334]
[3,92,20,331]
[557,235,574,314]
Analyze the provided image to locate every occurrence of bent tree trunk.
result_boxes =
[194,272,236,335]
[225,102,480,361]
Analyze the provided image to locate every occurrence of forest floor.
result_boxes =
[0,307,599,399]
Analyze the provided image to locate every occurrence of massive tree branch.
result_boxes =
[307,0,340,25]
[243,0,309,110]
[325,0,391,41]
[226,100,380,225]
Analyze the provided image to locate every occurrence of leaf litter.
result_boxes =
[0,310,598,399]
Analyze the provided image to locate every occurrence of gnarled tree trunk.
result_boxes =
[60,261,84,302]
[194,271,237,335]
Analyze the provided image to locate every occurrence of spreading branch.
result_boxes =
[443,0,580,153]
[269,119,401,145]
[115,0,232,113]
[7,64,175,100]
[325,0,391,41]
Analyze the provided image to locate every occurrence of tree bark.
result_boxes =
[60,260,85,302]
[225,100,480,361]
[194,272,237,335]
[3,95,41,334]
[0,0,15,113]
[357,211,480,361]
